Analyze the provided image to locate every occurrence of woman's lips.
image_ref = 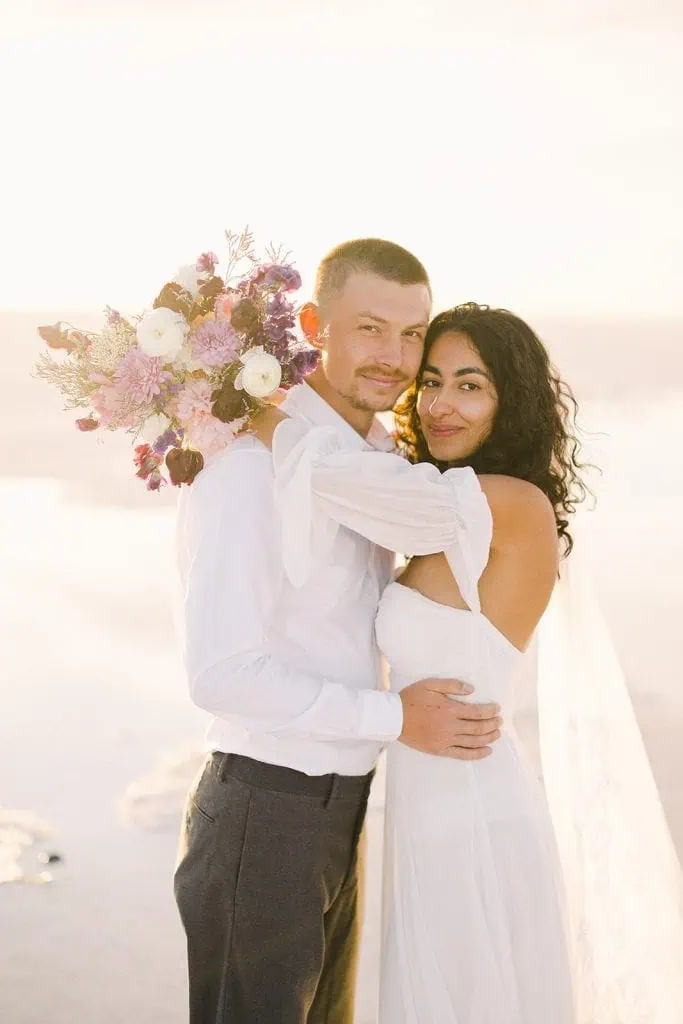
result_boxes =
[426,424,463,437]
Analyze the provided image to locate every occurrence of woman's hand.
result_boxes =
[250,404,289,450]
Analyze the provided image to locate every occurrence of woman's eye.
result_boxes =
[460,381,481,392]
[420,379,440,389]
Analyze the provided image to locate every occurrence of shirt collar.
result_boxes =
[280,383,395,453]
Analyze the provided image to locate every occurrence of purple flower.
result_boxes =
[283,346,320,386]
[264,264,301,292]
[105,306,123,325]
[196,252,218,274]
[267,329,296,362]
[264,292,297,344]
[146,469,166,492]
[190,320,240,367]
[153,427,184,456]
[245,263,302,294]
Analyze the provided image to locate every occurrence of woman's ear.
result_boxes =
[299,303,322,348]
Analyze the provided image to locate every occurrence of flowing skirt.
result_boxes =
[379,730,574,1024]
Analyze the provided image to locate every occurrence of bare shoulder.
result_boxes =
[478,474,557,559]
[477,475,559,645]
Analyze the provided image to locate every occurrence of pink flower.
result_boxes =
[173,378,213,423]
[196,252,218,274]
[91,379,140,429]
[190,320,240,367]
[113,348,171,405]
[214,289,241,321]
[184,413,246,459]
[132,445,166,490]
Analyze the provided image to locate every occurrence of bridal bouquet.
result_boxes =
[35,229,319,490]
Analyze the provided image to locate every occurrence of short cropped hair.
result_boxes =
[314,238,431,307]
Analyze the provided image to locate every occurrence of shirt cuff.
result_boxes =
[358,689,404,743]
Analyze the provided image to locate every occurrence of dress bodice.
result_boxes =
[376,583,523,711]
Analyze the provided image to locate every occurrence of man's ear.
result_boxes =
[299,303,322,348]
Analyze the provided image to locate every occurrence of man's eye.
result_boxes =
[404,330,424,340]
[359,324,379,333]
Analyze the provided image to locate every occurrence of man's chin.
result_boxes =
[354,383,406,413]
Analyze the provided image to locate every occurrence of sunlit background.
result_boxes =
[1,2,682,1022]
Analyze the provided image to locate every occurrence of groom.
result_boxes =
[174,239,502,1023]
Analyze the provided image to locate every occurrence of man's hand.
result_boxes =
[399,678,502,760]
[250,405,288,450]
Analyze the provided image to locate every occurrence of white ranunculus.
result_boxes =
[136,307,189,360]
[234,346,282,398]
[172,264,207,298]
[139,413,171,443]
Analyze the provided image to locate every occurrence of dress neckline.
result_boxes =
[388,581,524,657]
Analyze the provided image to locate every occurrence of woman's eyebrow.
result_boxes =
[423,364,491,380]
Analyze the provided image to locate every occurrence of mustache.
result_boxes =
[357,366,410,383]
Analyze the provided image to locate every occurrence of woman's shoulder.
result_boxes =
[477,474,557,550]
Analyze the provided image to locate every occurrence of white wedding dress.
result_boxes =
[374,476,573,1023]
[271,419,683,1024]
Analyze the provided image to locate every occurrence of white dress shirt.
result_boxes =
[177,383,404,777]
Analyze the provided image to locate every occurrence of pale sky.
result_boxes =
[1,0,681,316]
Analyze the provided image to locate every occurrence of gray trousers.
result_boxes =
[174,752,373,1023]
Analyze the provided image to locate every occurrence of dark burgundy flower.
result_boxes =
[166,447,204,486]
[211,378,254,423]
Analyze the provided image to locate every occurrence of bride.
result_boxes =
[253,303,683,1022]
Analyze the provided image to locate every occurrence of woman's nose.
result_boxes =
[428,390,454,417]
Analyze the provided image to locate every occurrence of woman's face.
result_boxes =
[416,330,499,462]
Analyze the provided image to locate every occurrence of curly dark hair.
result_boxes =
[394,303,590,555]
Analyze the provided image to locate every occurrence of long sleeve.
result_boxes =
[178,446,403,743]
[272,420,492,610]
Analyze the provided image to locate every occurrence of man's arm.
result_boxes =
[180,442,501,760]
[180,446,404,742]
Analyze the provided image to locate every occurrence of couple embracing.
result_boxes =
[172,238,676,1023]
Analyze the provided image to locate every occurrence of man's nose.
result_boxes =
[375,331,404,367]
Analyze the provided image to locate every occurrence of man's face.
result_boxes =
[317,272,432,412]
